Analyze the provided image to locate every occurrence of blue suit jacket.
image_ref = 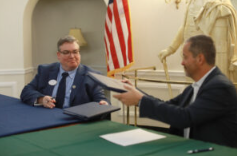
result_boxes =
[140,67,237,147]
[21,63,109,107]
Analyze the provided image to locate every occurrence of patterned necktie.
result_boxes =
[56,72,69,108]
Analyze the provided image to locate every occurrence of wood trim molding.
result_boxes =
[0,67,34,75]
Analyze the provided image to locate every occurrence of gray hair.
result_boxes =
[187,35,216,65]
[57,35,79,51]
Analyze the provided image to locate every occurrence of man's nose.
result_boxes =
[181,60,185,66]
[69,52,74,57]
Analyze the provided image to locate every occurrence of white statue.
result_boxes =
[159,0,237,81]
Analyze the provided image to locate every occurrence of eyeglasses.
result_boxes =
[59,50,80,56]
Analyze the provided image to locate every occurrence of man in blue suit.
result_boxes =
[21,35,109,109]
[114,35,237,147]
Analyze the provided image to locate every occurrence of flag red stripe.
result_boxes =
[105,17,120,69]
[113,0,127,65]
[104,23,111,59]
[107,5,113,22]
[122,0,132,62]
[104,37,110,72]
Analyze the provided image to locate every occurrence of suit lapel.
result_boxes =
[196,67,220,97]
[181,68,219,107]
[45,64,60,96]
[181,86,194,107]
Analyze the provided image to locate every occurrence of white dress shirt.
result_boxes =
[184,66,216,138]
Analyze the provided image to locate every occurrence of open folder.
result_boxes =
[88,72,129,93]
[63,102,120,120]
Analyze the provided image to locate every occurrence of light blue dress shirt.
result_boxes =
[52,66,77,108]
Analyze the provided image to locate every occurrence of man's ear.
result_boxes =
[197,53,205,65]
[57,51,60,59]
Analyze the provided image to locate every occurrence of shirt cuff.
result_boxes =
[34,99,43,107]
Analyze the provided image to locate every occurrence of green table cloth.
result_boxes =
[1,120,237,156]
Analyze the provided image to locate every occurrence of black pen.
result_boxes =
[187,147,214,154]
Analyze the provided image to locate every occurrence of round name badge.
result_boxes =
[48,79,57,86]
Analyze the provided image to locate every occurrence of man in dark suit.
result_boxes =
[114,35,237,147]
[21,35,109,109]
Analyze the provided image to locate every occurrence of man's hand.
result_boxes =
[121,79,133,86]
[37,96,56,109]
[99,100,109,105]
[113,85,144,106]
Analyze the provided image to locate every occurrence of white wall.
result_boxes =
[0,0,38,97]
[129,0,186,71]
[0,0,26,70]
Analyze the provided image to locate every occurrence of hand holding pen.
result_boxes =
[38,96,56,109]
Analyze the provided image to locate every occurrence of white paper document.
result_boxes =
[100,129,166,146]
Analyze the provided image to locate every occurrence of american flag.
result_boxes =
[104,0,134,77]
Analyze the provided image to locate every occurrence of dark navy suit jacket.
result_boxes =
[140,67,237,147]
[21,63,109,107]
